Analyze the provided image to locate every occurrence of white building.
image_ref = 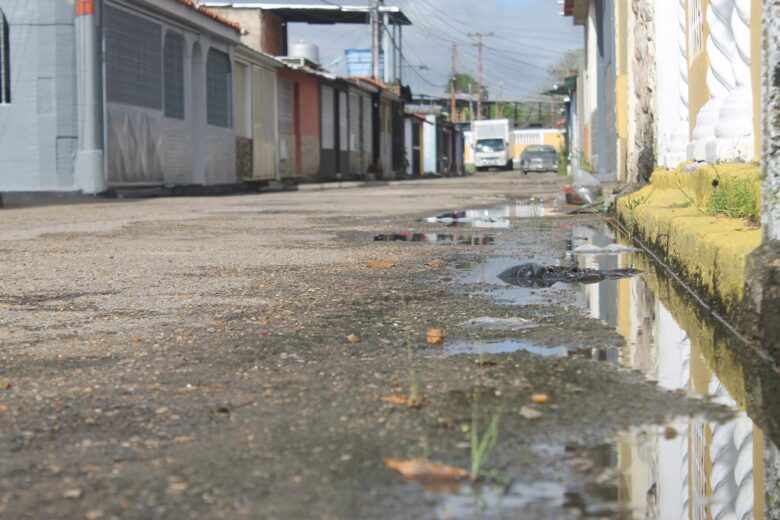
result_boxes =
[0,0,242,194]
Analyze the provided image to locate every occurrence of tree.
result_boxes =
[548,49,583,84]
[446,73,488,99]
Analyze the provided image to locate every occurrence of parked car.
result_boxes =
[519,145,559,175]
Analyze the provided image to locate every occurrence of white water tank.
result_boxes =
[290,41,320,65]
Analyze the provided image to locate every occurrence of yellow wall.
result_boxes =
[688,0,711,136]
[751,0,761,161]
[511,130,566,161]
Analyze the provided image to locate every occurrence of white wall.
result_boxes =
[0,0,78,191]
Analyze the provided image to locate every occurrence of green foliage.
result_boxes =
[707,176,760,222]
[447,73,488,99]
[548,49,584,84]
[556,150,568,176]
[470,389,501,482]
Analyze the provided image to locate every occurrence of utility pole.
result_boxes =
[371,0,382,80]
[450,43,458,122]
[468,32,492,121]
[468,84,474,125]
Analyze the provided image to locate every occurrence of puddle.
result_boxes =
[567,222,780,519]
[434,480,564,519]
[456,256,589,307]
[427,198,564,229]
[443,339,570,357]
[374,232,496,246]
[454,220,780,517]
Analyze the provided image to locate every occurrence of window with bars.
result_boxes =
[206,48,231,128]
[1,9,11,104]
[164,32,184,120]
[104,6,162,109]
[277,78,293,134]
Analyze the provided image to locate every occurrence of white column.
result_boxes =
[74,0,107,194]
[664,0,690,167]
[688,0,736,161]
[707,0,754,162]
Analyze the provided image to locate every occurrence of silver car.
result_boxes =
[519,145,559,175]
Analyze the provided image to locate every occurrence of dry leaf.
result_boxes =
[426,328,444,345]
[519,406,542,420]
[378,394,424,408]
[531,393,549,405]
[383,457,468,482]
[347,334,360,344]
[367,260,397,268]
[425,261,446,269]
[664,426,677,440]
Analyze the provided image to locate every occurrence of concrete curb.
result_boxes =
[616,165,770,351]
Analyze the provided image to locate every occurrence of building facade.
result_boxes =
[0,0,242,194]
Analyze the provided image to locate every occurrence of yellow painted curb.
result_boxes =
[616,164,762,315]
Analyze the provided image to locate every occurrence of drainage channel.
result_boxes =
[447,220,780,519]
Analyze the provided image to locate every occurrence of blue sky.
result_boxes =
[234,0,583,100]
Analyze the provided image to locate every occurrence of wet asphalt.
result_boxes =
[0,172,736,519]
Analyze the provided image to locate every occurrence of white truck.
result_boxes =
[472,119,512,171]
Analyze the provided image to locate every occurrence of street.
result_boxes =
[3,172,774,519]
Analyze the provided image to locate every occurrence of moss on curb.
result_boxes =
[616,164,762,318]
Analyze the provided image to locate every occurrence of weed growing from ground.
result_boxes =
[707,176,760,222]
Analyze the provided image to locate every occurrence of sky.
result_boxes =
[234,0,583,101]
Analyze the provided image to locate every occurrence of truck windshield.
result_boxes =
[476,139,505,152]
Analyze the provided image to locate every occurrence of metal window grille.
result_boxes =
[277,78,293,134]
[105,7,162,109]
[163,32,185,120]
[339,91,348,152]
[206,48,231,128]
[321,86,334,150]
[0,9,11,104]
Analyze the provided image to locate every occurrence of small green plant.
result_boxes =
[556,150,568,177]
[406,339,420,406]
[707,177,760,222]
[470,388,501,482]
[573,149,592,173]
[624,193,647,235]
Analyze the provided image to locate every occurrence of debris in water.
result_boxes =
[383,457,469,482]
[367,260,397,268]
[347,334,360,344]
[498,263,641,287]
[427,328,445,345]
[531,394,549,405]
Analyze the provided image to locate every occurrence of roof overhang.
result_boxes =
[201,3,412,25]
[562,0,588,25]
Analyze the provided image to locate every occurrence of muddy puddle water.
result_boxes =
[374,232,496,245]
[454,221,780,519]
[427,197,565,228]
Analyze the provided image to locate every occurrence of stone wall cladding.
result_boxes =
[235,137,253,180]
[301,136,320,178]
[630,0,656,183]
[762,0,780,242]
[205,126,236,185]
[161,117,194,185]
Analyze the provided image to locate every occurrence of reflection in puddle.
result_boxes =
[444,339,570,357]
[374,232,496,246]
[427,198,563,229]
[569,222,780,519]
[435,480,564,520]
